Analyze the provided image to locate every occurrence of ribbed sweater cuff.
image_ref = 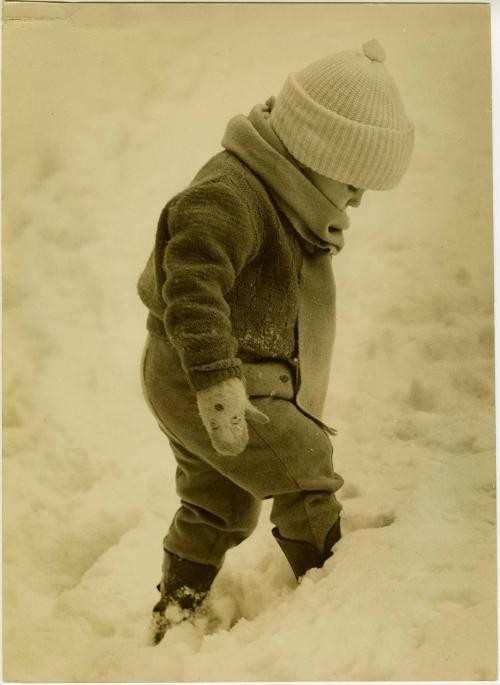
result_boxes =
[146,312,242,390]
[189,360,242,391]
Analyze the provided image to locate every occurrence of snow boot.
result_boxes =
[272,518,341,580]
[150,551,218,645]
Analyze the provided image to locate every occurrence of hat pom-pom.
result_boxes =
[362,39,385,63]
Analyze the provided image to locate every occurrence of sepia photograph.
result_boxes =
[2,1,496,681]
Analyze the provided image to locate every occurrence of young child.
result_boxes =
[138,38,414,644]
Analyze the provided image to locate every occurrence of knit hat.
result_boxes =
[269,39,414,190]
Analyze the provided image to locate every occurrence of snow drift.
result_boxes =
[3,3,496,681]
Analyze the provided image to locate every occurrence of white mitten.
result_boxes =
[196,377,269,456]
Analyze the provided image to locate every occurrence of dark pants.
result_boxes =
[141,332,343,569]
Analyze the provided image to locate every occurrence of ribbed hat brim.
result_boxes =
[270,75,414,191]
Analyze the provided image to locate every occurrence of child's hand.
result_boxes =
[196,378,269,456]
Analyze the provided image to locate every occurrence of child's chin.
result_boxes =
[327,229,344,254]
[330,238,344,255]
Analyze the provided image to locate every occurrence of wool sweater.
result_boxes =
[137,150,307,391]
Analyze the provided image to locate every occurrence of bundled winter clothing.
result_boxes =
[137,110,346,585]
[138,38,413,643]
[141,332,343,568]
[138,99,350,424]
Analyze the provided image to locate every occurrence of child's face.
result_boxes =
[302,167,365,210]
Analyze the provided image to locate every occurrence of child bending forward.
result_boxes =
[137,38,414,644]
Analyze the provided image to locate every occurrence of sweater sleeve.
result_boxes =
[162,179,262,390]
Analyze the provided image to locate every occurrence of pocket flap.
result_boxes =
[242,361,295,400]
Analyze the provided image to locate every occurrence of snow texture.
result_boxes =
[3,3,496,681]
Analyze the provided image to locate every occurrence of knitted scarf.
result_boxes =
[222,100,346,424]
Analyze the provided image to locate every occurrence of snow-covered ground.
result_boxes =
[3,3,496,681]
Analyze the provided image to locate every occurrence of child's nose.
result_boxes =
[348,189,365,208]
